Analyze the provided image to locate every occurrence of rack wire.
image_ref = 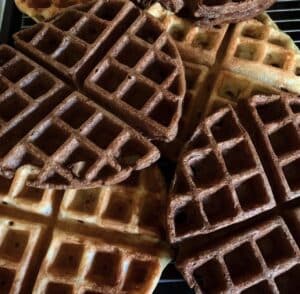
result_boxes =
[12,0,300,293]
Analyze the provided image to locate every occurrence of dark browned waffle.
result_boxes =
[0,45,159,189]
[178,215,300,294]
[167,93,300,293]
[238,94,300,202]
[185,0,276,26]
[167,106,275,243]
[14,0,186,142]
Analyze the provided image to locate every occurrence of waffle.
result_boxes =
[0,164,170,293]
[0,216,47,293]
[59,166,167,238]
[0,45,159,189]
[14,0,186,142]
[185,0,276,26]
[284,206,300,248]
[160,62,210,160]
[223,18,300,94]
[167,106,275,243]
[177,216,300,294]
[147,5,300,160]
[0,166,61,216]
[33,229,170,294]
[14,0,86,22]
[134,0,184,13]
[147,3,229,66]
[238,94,300,202]
[204,70,280,116]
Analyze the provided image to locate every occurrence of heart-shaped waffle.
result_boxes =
[14,0,186,142]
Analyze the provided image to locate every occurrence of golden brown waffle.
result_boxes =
[133,0,184,13]
[14,0,186,142]
[239,94,300,202]
[147,3,229,66]
[59,166,167,238]
[0,216,47,293]
[0,167,60,216]
[33,230,169,293]
[0,45,159,189]
[178,216,300,294]
[223,18,300,94]
[14,0,86,22]
[167,106,275,243]
[0,164,170,294]
[204,70,280,116]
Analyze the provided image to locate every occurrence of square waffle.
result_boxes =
[167,106,275,243]
[14,0,186,142]
[0,164,170,294]
[177,216,300,294]
[238,94,300,202]
[0,45,159,189]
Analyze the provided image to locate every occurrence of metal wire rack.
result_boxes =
[4,0,300,293]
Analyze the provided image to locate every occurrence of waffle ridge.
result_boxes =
[14,0,186,142]
[167,106,276,243]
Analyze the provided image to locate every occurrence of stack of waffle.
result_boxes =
[4,0,300,293]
